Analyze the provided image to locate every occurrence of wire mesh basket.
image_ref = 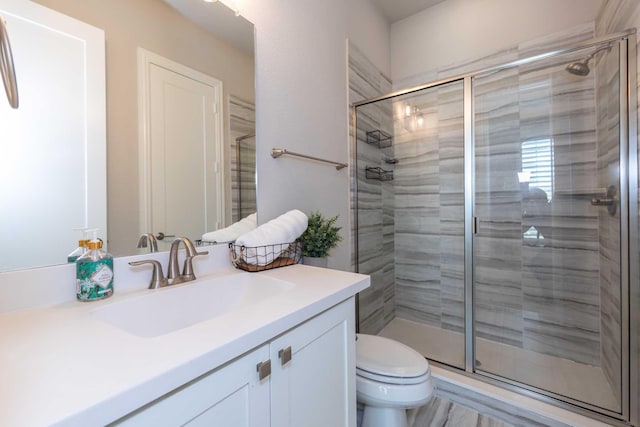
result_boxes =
[228,241,302,272]
[366,129,393,149]
[365,166,394,181]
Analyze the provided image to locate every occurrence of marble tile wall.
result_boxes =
[598,2,640,422]
[595,0,640,413]
[595,39,623,407]
[392,81,466,334]
[349,42,395,335]
[228,96,256,223]
[517,52,602,366]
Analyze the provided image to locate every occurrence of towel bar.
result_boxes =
[271,148,347,170]
[0,15,19,109]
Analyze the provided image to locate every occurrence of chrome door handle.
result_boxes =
[257,360,271,381]
[156,232,176,241]
[279,346,292,366]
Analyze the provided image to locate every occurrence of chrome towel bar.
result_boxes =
[271,148,347,170]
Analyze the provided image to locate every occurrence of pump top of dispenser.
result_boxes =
[68,228,94,263]
[87,240,103,250]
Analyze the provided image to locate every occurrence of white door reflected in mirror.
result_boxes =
[139,49,224,247]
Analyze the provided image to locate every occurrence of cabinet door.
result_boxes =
[270,298,356,427]
[112,345,270,427]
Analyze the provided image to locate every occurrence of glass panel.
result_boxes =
[473,41,623,412]
[230,97,256,223]
[356,80,466,369]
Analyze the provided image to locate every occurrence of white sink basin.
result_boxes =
[92,273,294,337]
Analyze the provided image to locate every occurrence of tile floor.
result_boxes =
[408,397,514,427]
[358,397,513,427]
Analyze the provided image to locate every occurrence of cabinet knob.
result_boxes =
[257,360,271,381]
[278,346,292,366]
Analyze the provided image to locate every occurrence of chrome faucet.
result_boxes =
[129,237,208,289]
[137,233,158,252]
[167,237,208,285]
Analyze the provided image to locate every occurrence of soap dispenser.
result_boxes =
[76,229,114,301]
[67,228,90,263]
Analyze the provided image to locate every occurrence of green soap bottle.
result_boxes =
[76,231,114,302]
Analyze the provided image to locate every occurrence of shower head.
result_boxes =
[565,59,591,76]
[565,44,613,76]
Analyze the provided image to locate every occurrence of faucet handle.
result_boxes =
[181,250,209,280]
[129,260,168,289]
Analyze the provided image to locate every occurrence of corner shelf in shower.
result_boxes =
[365,129,393,149]
[365,166,394,181]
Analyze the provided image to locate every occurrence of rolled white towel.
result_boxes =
[202,213,257,243]
[236,209,308,265]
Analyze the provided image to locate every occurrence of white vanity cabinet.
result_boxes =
[112,344,271,427]
[112,297,356,427]
[270,297,355,427]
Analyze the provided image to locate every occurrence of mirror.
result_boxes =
[0,0,255,272]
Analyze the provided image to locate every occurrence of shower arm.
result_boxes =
[584,43,613,63]
[0,15,19,109]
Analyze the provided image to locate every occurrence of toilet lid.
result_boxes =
[356,334,429,378]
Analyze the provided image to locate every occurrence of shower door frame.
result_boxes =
[352,29,638,425]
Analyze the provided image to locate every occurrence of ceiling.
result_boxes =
[371,0,447,23]
[162,0,254,55]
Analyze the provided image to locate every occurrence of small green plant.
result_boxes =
[300,211,342,258]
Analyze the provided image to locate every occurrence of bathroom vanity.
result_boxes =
[0,246,369,426]
[113,298,354,426]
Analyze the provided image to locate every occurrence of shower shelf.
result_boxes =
[365,166,393,181]
[365,129,393,149]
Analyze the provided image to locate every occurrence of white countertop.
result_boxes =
[0,264,369,426]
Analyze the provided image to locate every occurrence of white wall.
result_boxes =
[347,0,391,78]
[391,0,603,81]
[236,0,390,271]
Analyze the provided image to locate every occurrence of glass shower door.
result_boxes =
[355,80,466,369]
[473,40,625,413]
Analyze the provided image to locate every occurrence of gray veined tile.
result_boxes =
[411,396,516,427]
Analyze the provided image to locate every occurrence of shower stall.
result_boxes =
[353,30,638,424]
[232,133,257,222]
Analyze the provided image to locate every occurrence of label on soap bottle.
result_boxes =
[76,259,114,301]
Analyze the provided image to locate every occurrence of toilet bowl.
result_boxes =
[356,334,434,427]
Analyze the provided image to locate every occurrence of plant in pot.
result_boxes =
[299,211,342,268]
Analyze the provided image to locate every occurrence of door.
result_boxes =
[270,298,356,427]
[472,40,626,414]
[112,344,270,426]
[139,49,224,244]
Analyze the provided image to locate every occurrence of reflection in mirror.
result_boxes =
[230,97,257,222]
[0,0,106,272]
[0,0,255,272]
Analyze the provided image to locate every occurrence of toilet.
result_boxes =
[356,334,434,427]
